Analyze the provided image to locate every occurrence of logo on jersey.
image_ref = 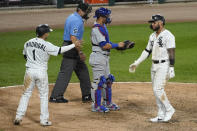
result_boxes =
[73,28,78,34]
[157,37,163,47]
[150,41,154,47]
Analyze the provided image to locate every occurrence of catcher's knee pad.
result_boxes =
[91,76,106,108]
[108,74,115,83]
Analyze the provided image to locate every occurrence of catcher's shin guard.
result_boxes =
[92,76,109,112]
[94,86,102,108]
[105,74,115,104]
[103,74,120,111]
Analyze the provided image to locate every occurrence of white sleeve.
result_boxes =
[23,42,27,55]
[134,50,149,66]
[45,42,60,56]
[145,35,153,52]
[91,27,106,45]
[134,36,152,66]
[166,34,176,49]
[60,44,75,54]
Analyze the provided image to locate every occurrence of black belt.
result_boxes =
[153,60,166,64]
[93,51,109,56]
[63,40,79,59]
[92,43,99,46]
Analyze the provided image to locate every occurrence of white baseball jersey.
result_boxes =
[146,29,175,60]
[23,37,60,70]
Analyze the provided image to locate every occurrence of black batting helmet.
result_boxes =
[148,14,165,25]
[36,24,53,37]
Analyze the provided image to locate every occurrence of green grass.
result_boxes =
[0,22,197,86]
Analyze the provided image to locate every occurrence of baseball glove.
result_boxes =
[116,40,135,50]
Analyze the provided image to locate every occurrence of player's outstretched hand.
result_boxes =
[116,40,135,50]
[129,63,137,73]
[74,40,82,49]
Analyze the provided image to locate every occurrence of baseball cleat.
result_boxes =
[149,116,164,123]
[82,94,92,103]
[163,108,175,122]
[92,105,110,113]
[49,97,68,103]
[106,103,120,111]
[14,118,22,125]
[40,121,52,126]
[103,102,120,111]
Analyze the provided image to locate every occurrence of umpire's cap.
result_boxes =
[36,24,53,37]
[77,1,92,20]
[77,1,92,13]
[148,14,165,25]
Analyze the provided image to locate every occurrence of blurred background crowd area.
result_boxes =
[0,0,195,8]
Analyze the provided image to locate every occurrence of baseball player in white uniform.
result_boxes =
[129,15,176,122]
[14,24,80,126]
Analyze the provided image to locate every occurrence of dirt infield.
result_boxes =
[0,2,197,32]
[0,83,197,131]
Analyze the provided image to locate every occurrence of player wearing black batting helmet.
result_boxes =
[14,24,81,126]
[130,14,176,123]
[149,14,165,31]
[36,24,53,37]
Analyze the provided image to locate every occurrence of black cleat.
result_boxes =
[14,119,22,125]
[49,97,68,103]
[82,94,92,103]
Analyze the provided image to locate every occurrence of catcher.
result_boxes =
[89,7,135,112]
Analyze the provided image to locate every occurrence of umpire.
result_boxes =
[49,2,92,103]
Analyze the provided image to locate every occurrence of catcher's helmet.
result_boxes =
[94,7,111,24]
[36,24,53,37]
[148,14,165,25]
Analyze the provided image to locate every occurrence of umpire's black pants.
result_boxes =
[50,42,91,99]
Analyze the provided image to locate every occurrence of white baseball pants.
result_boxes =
[15,68,49,123]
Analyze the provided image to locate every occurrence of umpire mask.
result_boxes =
[77,2,92,20]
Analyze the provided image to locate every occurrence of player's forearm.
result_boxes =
[168,48,175,67]
[102,43,112,50]
[101,42,118,50]
[135,50,149,66]
[59,44,75,54]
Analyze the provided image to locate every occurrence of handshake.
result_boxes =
[73,40,83,49]
[73,40,86,62]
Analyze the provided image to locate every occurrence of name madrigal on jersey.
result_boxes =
[26,41,46,51]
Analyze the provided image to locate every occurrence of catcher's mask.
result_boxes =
[77,1,92,20]
[36,24,53,37]
[94,7,112,24]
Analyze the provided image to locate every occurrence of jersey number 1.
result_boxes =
[32,49,36,61]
